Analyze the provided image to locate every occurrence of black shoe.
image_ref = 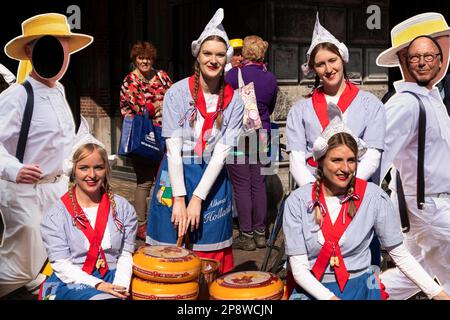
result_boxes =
[254,229,266,248]
[233,232,256,251]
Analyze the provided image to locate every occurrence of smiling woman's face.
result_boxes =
[321,144,356,196]
[313,48,345,88]
[74,149,106,198]
[197,39,227,81]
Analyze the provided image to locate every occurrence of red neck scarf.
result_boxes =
[61,188,111,277]
[311,81,360,131]
[310,178,367,292]
[188,75,234,156]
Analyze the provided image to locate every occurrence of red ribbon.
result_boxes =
[311,178,367,292]
[188,75,234,156]
[61,188,111,277]
[311,81,360,131]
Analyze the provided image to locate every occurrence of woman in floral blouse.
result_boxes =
[119,41,172,240]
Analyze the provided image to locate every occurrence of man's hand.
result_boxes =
[16,164,42,184]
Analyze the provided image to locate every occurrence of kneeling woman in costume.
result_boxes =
[283,112,449,300]
[40,135,137,300]
[146,8,243,274]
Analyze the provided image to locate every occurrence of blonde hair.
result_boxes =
[68,143,117,227]
[242,35,268,62]
[313,132,358,225]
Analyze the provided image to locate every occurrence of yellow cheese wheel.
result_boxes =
[131,276,199,300]
[209,271,284,300]
[133,245,201,283]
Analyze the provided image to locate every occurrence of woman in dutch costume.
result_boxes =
[39,135,137,300]
[146,8,244,274]
[286,13,386,266]
[283,111,450,300]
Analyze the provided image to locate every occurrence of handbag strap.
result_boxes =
[16,80,34,163]
[237,68,245,88]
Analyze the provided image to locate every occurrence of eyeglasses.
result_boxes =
[407,53,441,63]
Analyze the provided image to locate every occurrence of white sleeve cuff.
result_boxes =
[0,150,23,182]
[356,148,381,181]
[166,137,186,196]
[289,150,315,187]
[289,255,336,300]
[388,244,443,299]
[112,250,133,290]
[5,161,22,182]
[193,142,232,200]
[51,259,103,288]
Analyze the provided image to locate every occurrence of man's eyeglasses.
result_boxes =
[407,53,441,63]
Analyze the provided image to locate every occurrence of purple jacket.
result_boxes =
[225,64,278,132]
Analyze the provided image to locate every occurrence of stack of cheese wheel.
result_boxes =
[131,245,202,300]
[209,271,284,300]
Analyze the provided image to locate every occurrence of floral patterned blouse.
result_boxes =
[119,69,173,125]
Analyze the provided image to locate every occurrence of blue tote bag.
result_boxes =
[118,109,165,161]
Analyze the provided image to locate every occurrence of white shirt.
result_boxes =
[0,76,76,182]
[380,81,450,195]
[82,206,112,250]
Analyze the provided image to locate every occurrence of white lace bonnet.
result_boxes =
[191,8,233,63]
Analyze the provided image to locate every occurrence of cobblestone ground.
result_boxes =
[110,167,290,274]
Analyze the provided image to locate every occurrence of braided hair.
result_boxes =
[313,169,324,226]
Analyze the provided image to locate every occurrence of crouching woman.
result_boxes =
[40,136,137,300]
[283,126,450,300]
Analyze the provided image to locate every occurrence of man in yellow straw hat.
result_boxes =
[0,13,93,298]
[376,12,450,300]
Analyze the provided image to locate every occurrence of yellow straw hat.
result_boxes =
[377,12,450,67]
[229,38,243,49]
[5,13,93,61]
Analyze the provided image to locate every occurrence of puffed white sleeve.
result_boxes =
[378,94,418,183]
[356,148,381,181]
[289,255,336,300]
[289,150,315,187]
[387,244,443,299]
[166,137,186,196]
[0,85,26,182]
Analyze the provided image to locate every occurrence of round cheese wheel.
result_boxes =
[133,245,201,283]
[209,271,284,300]
[131,276,199,300]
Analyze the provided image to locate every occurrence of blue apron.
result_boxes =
[41,269,118,300]
[147,155,233,251]
[289,268,384,300]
